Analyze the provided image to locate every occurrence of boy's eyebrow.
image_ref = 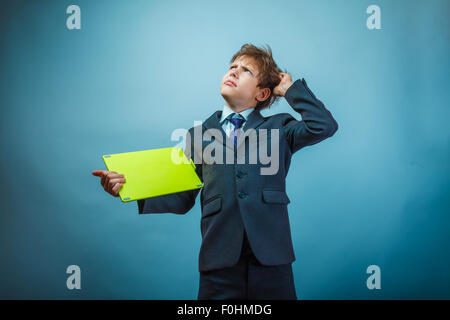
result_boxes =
[230,63,256,74]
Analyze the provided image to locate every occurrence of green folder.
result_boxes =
[102,147,203,202]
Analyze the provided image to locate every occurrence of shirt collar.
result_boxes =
[219,104,254,124]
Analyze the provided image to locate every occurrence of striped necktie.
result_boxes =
[227,113,246,147]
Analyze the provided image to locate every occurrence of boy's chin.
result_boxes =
[220,91,232,101]
[220,94,236,105]
[220,91,247,108]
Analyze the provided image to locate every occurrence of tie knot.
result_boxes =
[228,113,245,130]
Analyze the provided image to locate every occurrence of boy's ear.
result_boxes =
[256,87,271,102]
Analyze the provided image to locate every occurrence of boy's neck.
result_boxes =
[226,102,255,114]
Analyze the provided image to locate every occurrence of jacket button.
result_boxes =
[238,191,247,199]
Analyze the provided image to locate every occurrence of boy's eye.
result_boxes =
[230,66,252,74]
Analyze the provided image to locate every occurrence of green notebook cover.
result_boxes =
[102,147,203,202]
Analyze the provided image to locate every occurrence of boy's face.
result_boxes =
[220,55,271,112]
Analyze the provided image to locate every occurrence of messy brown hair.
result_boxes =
[230,43,285,111]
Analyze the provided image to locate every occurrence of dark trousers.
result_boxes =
[197,231,297,300]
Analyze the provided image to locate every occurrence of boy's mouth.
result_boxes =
[225,80,237,87]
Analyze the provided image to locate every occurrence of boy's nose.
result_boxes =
[230,69,239,78]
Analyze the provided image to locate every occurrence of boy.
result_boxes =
[92,43,338,299]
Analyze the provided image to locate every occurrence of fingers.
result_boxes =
[105,173,126,194]
[93,170,126,197]
[108,177,126,184]
[278,72,291,80]
[107,177,126,192]
[102,171,114,188]
[112,183,123,197]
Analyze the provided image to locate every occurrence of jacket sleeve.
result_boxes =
[137,127,203,214]
[282,78,338,154]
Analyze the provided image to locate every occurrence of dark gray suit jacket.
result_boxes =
[138,78,338,272]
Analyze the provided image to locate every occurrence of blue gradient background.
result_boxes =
[0,0,449,299]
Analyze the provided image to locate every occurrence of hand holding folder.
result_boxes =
[92,147,203,202]
[91,170,126,197]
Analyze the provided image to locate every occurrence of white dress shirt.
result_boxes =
[219,104,254,138]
